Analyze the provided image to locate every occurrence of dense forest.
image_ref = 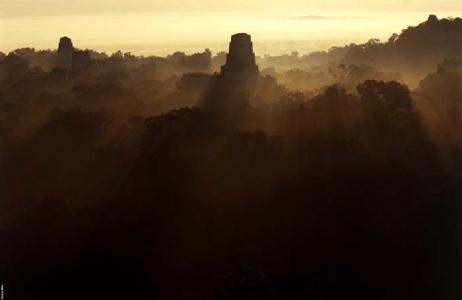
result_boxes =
[0,15,461,300]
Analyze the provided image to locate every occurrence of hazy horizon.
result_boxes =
[2,10,461,56]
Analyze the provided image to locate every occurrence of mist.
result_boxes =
[0,15,461,300]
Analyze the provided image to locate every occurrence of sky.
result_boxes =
[2,0,461,16]
[1,0,461,55]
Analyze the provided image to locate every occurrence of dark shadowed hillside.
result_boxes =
[257,15,462,85]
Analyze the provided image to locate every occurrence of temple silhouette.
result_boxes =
[202,33,259,116]
[56,37,73,70]
[55,36,96,75]
[220,33,259,83]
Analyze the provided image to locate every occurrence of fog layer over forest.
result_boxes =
[0,15,461,300]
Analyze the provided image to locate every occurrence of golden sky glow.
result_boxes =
[2,0,462,16]
[1,0,461,55]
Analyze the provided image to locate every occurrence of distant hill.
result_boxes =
[342,15,462,73]
[258,15,462,83]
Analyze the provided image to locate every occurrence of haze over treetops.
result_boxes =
[1,0,461,55]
